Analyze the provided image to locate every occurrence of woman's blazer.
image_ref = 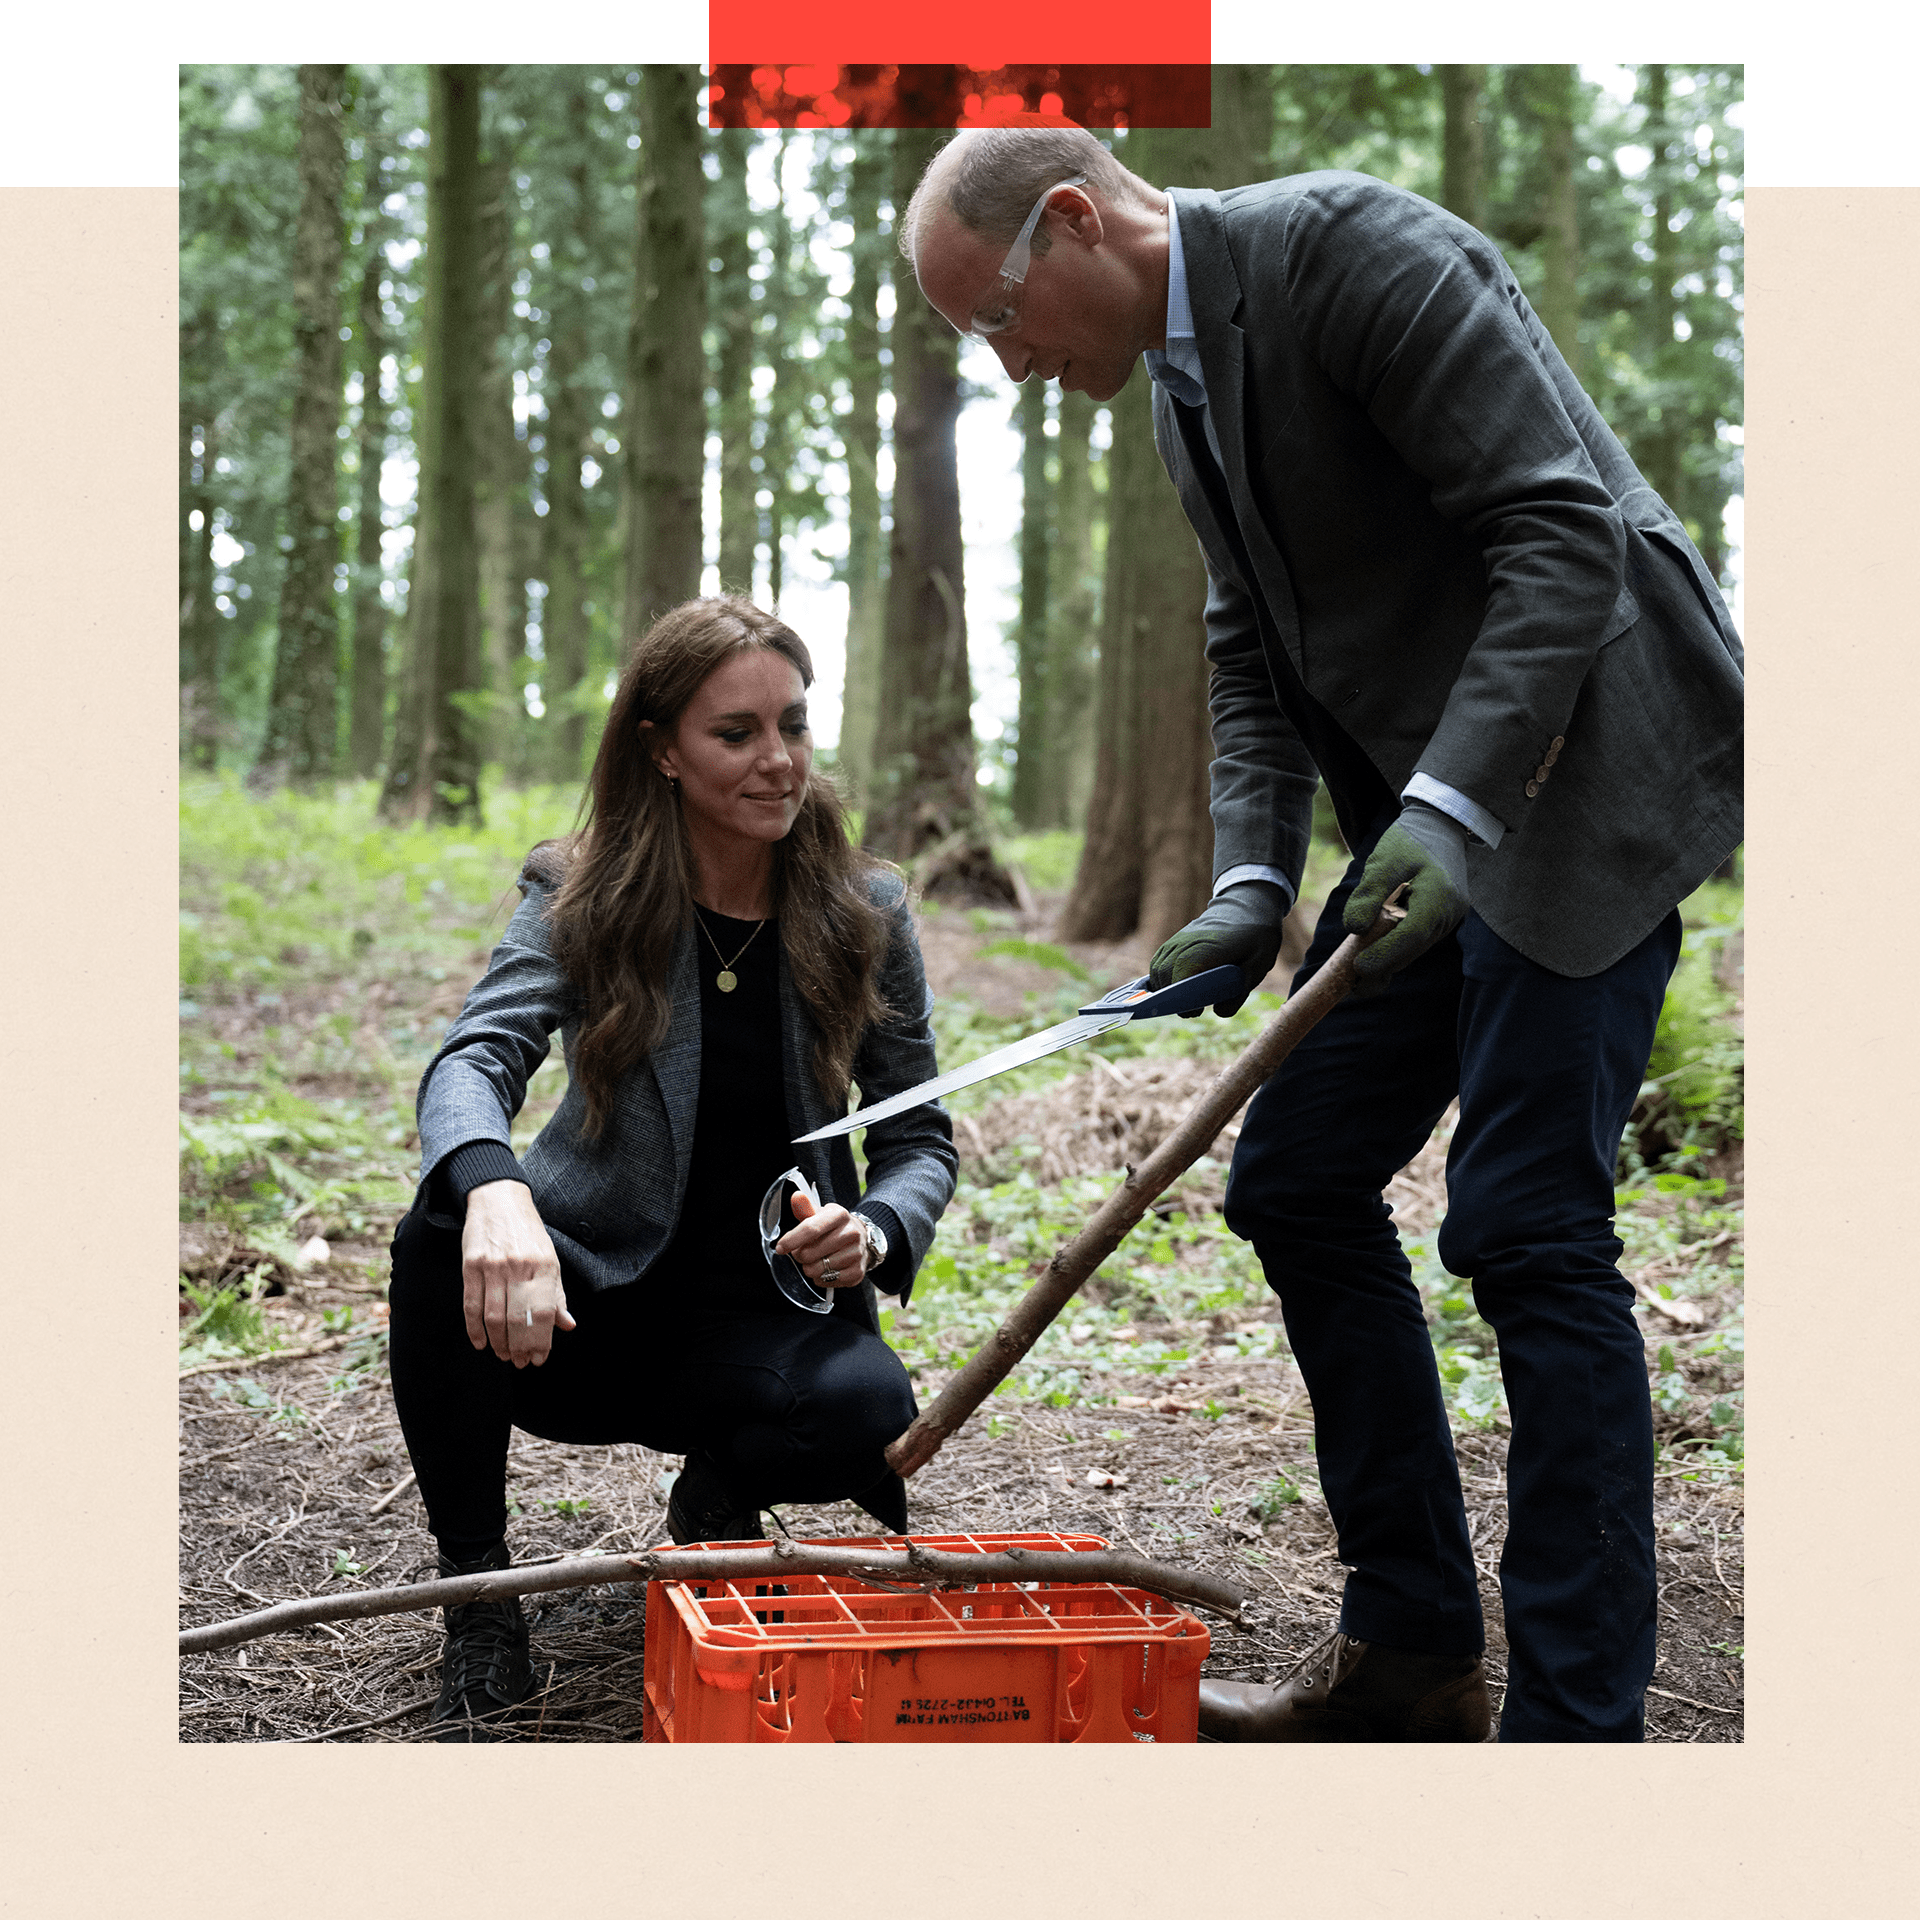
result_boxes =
[408,858,958,1331]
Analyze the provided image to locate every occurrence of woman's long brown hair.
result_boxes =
[532,597,896,1138]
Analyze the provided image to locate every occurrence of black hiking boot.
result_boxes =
[428,1540,534,1743]
[666,1451,766,1545]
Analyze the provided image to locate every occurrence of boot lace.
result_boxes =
[1280,1627,1355,1695]
[442,1600,525,1708]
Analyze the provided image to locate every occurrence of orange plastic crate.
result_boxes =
[641,1531,1208,1743]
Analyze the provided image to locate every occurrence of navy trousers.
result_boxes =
[1224,839,1681,1742]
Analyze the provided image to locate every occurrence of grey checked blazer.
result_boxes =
[1157,174,1744,977]
[409,861,958,1330]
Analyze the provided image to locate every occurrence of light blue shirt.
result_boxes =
[1142,193,1506,909]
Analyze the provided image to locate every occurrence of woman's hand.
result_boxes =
[774,1190,867,1291]
[461,1179,577,1367]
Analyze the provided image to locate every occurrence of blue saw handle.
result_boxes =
[1076,964,1249,1020]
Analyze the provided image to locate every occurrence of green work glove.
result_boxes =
[1343,800,1472,994]
[1148,880,1292,1017]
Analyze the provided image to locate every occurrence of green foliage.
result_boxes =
[1574,68,1745,580]
[1248,1472,1304,1519]
[998,831,1084,894]
[974,937,1092,982]
[180,771,579,991]
[180,776,583,1244]
[178,1269,279,1368]
[1625,869,1744,1171]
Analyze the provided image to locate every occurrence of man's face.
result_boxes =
[914,196,1144,403]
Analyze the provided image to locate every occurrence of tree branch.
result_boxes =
[886,908,1402,1478]
[179,1540,1248,1656]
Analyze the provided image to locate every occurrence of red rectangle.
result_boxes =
[707,1,1209,66]
[707,64,1212,130]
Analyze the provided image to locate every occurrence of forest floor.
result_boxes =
[178,785,1745,1743]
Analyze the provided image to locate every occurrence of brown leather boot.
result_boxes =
[1199,1630,1495,1742]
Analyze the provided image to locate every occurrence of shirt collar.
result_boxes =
[1163,192,1196,342]
[1145,191,1207,406]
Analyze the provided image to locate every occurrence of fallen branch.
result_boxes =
[886,909,1400,1478]
[369,1469,416,1516]
[181,1332,359,1379]
[179,1539,1249,1656]
[1646,1684,1742,1717]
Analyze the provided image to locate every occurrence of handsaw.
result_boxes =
[791,964,1247,1145]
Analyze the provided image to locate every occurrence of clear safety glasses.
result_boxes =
[965,173,1088,339]
[758,1166,835,1315]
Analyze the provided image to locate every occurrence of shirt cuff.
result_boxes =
[1213,864,1295,910]
[1402,773,1506,850]
[439,1139,530,1207]
[856,1201,908,1295]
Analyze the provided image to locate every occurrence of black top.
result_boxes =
[438,910,903,1309]
[648,907,792,1312]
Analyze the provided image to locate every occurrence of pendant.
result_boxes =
[716,970,737,993]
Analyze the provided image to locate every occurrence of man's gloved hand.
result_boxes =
[1343,799,1472,994]
[1148,880,1291,1017]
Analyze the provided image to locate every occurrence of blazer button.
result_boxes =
[1525,780,1540,798]
[1551,736,1565,752]
[1534,764,1551,782]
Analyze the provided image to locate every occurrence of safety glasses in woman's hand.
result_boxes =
[759,1166,834,1315]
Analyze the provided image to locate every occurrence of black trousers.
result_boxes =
[387,1208,917,1561]
[1224,839,1681,1742]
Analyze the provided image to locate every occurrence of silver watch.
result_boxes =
[856,1213,889,1271]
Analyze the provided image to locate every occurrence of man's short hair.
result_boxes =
[901,127,1148,267]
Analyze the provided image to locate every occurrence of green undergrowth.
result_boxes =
[180,771,581,1001]
[887,1163,1742,1472]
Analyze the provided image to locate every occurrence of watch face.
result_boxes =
[757,1166,834,1315]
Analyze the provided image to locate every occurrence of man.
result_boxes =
[905,126,1742,1743]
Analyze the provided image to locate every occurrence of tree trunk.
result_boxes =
[257,63,348,785]
[347,78,392,779]
[836,132,888,800]
[711,128,758,595]
[762,172,795,613]
[1528,64,1582,374]
[473,128,523,772]
[1058,120,1219,945]
[626,63,707,638]
[865,125,1014,904]
[179,398,222,769]
[1058,373,1144,940]
[1440,65,1490,232]
[1041,386,1100,831]
[1008,377,1053,829]
[1210,64,1275,182]
[1637,64,1685,517]
[540,78,594,785]
[379,64,485,824]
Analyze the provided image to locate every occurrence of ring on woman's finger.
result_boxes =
[821,1261,838,1284]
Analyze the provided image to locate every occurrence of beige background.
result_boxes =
[0,160,1908,1912]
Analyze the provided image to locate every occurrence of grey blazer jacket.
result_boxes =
[409,861,958,1332]
[1156,174,1744,977]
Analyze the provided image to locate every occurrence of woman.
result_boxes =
[387,597,956,1740]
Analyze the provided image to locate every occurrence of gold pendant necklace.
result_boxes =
[694,907,766,992]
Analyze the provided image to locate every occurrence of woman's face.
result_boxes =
[652,648,812,849]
